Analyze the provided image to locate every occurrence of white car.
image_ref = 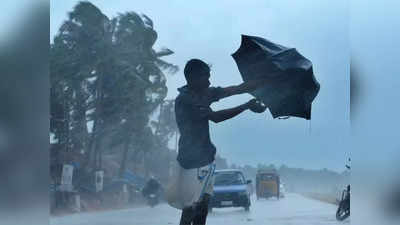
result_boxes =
[279,183,286,198]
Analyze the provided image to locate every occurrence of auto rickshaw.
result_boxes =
[256,169,280,200]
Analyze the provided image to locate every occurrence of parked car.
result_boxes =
[209,169,252,212]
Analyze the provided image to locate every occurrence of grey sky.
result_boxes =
[51,0,350,172]
[350,0,400,171]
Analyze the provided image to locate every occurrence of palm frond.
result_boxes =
[141,14,154,28]
[155,59,179,74]
[155,48,174,57]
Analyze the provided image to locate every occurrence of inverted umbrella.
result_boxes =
[232,35,320,120]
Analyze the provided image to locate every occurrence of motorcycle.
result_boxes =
[336,159,350,221]
[142,177,162,207]
[336,184,350,221]
[146,192,159,207]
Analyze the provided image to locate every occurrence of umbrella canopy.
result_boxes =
[232,35,320,120]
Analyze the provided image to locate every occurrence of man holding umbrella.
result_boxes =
[168,35,319,225]
[171,59,269,225]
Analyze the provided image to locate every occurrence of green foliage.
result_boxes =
[50,2,179,176]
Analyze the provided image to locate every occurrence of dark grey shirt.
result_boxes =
[175,85,225,169]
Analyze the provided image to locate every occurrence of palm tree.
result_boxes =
[50,2,179,179]
[110,11,178,176]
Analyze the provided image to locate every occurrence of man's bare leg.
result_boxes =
[180,206,194,225]
[192,194,211,225]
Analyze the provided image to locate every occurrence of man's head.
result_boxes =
[184,59,211,91]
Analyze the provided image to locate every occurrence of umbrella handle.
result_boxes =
[278,116,290,120]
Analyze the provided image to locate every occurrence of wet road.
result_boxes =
[51,193,348,225]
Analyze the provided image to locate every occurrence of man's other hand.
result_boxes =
[247,99,267,113]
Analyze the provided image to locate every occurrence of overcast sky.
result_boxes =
[51,0,350,172]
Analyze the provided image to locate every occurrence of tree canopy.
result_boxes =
[50,2,179,181]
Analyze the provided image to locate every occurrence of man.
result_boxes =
[173,59,269,225]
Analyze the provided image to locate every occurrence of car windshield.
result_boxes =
[258,173,276,180]
[214,172,244,186]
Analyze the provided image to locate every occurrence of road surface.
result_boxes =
[51,193,349,225]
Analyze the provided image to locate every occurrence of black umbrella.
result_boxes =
[232,35,320,120]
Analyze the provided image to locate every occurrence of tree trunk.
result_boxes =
[83,66,104,170]
[83,117,97,169]
[119,137,130,177]
[70,86,89,156]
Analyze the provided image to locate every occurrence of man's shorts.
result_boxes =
[166,161,216,210]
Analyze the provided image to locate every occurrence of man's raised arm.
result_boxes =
[208,103,249,123]
[217,72,285,99]
[208,99,266,123]
[219,78,270,99]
